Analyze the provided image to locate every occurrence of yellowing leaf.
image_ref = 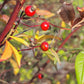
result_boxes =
[16,34,32,38]
[47,40,55,44]
[9,42,21,67]
[0,40,21,67]
[36,9,55,18]
[16,34,33,40]
[61,21,66,28]
[10,59,19,75]
[56,81,61,84]
[46,53,54,61]
[36,35,62,42]
[44,13,55,18]
[50,48,61,64]
[0,41,12,62]
[10,36,29,47]
[35,30,39,40]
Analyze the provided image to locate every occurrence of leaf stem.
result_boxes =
[56,26,82,52]
[18,46,40,51]
[20,21,40,27]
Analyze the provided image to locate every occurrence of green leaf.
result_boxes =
[58,50,65,55]
[78,0,83,7]
[73,0,83,7]
[0,0,3,3]
[26,69,33,79]
[75,51,84,84]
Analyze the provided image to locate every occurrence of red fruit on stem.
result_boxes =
[25,5,36,16]
[41,42,49,51]
[38,73,43,79]
[41,22,50,31]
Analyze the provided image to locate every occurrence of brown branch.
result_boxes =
[0,79,9,84]
[0,0,9,11]
[0,0,25,46]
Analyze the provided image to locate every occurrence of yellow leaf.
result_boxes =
[10,36,29,47]
[36,9,55,18]
[9,42,21,67]
[0,48,3,53]
[47,40,55,44]
[61,21,66,28]
[10,59,19,75]
[35,30,39,40]
[50,49,61,64]
[44,13,55,18]
[36,35,62,42]
[66,74,70,80]
[0,41,12,62]
[16,34,33,40]
[56,81,61,84]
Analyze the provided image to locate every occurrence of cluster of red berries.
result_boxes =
[25,5,50,31]
[25,5,49,51]
[25,5,49,80]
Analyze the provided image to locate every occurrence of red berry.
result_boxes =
[38,73,43,79]
[41,42,49,51]
[25,5,36,16]
[41,22,50,31]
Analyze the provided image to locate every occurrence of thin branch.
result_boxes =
[0,79,9,84]
[0,0,25,46]
[18,46,40,51]
[27,60,50,83]
[22,17,71,30]
[0,69,12,77]
[0,0,8,11]
[50,23,71,30]
[56,20,84,52]
[20,21,40,27]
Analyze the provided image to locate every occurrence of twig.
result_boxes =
[56,19,84,52]
[0,0,25,46]
[20,21,40,27]
[0,79,9,84]
[50,23,71,30]
[0,69,12,77]
[0,0,8,11]
[27,60,50,84]
[22,17,71,30]
[18,46,40,51]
